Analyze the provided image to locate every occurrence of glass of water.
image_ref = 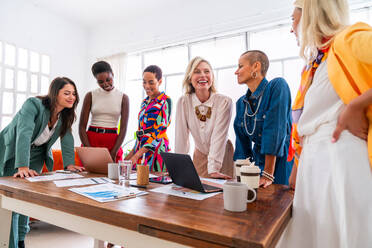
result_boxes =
[118,160,132,183]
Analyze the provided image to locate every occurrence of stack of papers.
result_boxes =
[26,173,83,182]
[150,184,221,200]
[53,177,113,187]
[69,183,148,202]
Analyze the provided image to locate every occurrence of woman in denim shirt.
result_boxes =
[234,50,293,188]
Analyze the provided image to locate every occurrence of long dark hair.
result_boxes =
[37,77,79,137]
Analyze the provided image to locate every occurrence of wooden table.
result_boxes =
[0,173,293,248]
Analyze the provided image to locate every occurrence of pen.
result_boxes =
[130,184,147,189]
[42,172,54,175]
[114,193,136,200]
[91,178,99,184]
[55,170,72,174]
[100,178,110,183]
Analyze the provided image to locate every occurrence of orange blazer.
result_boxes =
[328,22,372,169]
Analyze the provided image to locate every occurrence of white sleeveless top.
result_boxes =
[90,87,123,128]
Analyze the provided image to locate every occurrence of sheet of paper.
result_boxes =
[150,184,221,200]
[53,177,113,187]
[26,173,83,182]
[200,178,226,185]
[69,183,148,202]
[129,173,158,180]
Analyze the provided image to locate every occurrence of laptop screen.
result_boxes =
[160,152,206,192]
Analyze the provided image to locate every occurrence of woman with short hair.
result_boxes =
[125,65,171,172]
[234,50,293,188]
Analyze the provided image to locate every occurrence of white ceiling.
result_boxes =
[24,0,372,31]
[27,0,194,29]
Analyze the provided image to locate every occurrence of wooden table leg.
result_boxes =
[0,195,12,248]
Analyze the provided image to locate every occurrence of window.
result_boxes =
[163,75,184,146]
[144,46,188,75]
[216,68,246,142]
[283,58,303,102]
[190,35,245,68]
[124,79,144,145]
[0,41,51,129]
[126,54,142,81]
[250,25,299,60]
[350,7,371,24]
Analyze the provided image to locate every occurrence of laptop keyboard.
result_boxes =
[202,183,220,191]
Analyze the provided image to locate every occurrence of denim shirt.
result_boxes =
[233,77,293,185]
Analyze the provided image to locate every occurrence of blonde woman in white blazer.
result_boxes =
[175,57,233,179]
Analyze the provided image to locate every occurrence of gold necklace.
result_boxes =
[195,106,212,122]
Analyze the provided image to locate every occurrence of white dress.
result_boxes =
[277,61,372,248]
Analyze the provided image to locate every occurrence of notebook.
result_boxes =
[160,152,222,193]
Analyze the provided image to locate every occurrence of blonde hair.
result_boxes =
[300,0,349,61]
[182,56,216,95]
[293,0,304,8]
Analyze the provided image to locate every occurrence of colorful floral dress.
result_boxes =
[133,92,171,172]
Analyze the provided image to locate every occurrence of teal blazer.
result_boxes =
[0,97,75,176]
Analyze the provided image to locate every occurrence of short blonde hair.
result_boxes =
[182,56,216,95]
[300,0,349,61]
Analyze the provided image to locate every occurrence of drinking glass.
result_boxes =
[118,160,132,183]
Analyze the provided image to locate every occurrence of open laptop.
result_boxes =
[75,147,113,174]
[160,152,222,193]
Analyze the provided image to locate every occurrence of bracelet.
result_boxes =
[262,170,274,180]
[262,171,275,181]
[262,174,274,182]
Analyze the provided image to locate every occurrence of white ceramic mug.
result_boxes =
[223,182,257,212]
[107,163,119,180]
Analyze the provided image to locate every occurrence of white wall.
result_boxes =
[0,0,89,147]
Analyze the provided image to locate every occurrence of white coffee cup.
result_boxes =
[235,158,252,182]
[223,182,257,212]
[107,163,119,180]
[240,164,261,202]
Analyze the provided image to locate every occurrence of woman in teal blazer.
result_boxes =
[0,77,83,248]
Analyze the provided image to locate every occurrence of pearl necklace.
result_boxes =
[243,84,267,136]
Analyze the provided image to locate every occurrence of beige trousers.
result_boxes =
[192,140,234,178]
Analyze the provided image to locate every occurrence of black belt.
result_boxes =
[88,127,117,134]
[136,128,153,138]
